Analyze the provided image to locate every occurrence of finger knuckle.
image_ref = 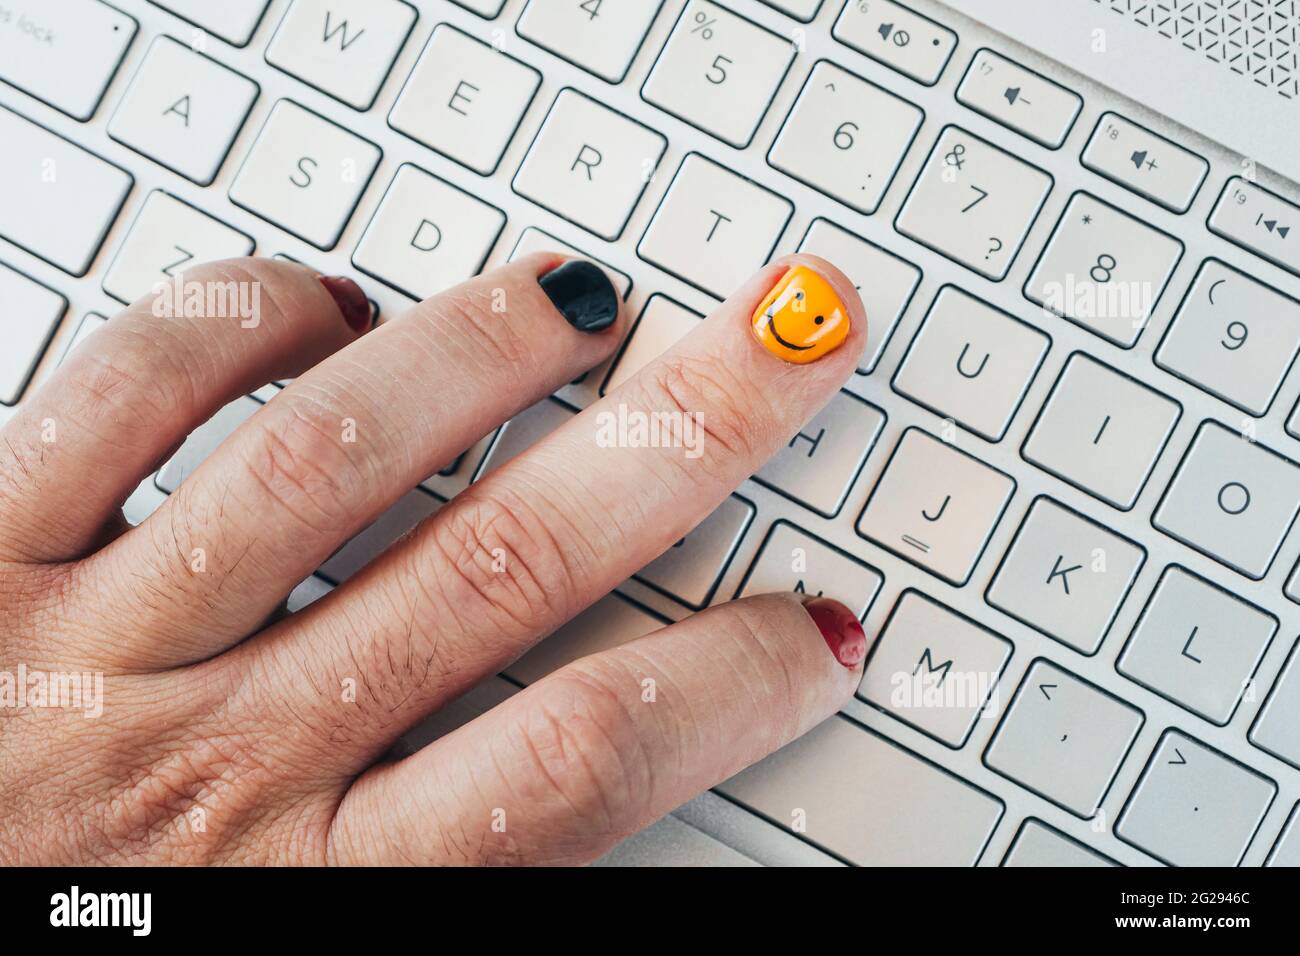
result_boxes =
[237,398,366,536]
[643,353,769,465]
[64,340,192,434]
[514,672,652,834]
[427,288,532,374]
[425,489,579,632]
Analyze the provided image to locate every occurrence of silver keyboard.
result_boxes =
[3,0,1300,867]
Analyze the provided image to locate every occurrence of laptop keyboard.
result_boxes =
[3,0,1300,867]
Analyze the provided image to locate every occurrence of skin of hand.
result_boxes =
[0,252,869,866]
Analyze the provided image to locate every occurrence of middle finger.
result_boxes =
[251,255,866,773]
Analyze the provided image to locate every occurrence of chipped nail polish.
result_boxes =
[802,597,868,669]
[319,276,372,334]
[750,265,849,364]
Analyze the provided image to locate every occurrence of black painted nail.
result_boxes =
[538,260,619,333]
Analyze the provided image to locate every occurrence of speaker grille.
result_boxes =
[1091,0,1300,98]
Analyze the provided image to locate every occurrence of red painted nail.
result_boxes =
[320,275,372,333]
[802,597,868,669]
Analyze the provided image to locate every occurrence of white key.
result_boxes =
[102,191,255,304]
[1002,820,1117,867]
[1153,421,1300,580]
[507,592,668,686]
[860,591,1012,747]
[896,126,1051,281]
[474,397,575,479]
[0,263,65,405]
[513,88,667,241]
[1155,259,1300,416]
[796,219,919,375]
[832,0,957,85]
[892,286,1048,442]
[754,391,885,518]
[956,49,1081,149]
[389,24,540,176]
[286,575,332,613]
[517,0,664,84]
[857,428,1015,587]
[509,227,631,299]
[985,659,1143,818]
[719,716,1003,865]
[602,295,701,394]
[758,0,822,19]
[108,36,258,186]
[760,0,823,18]
[318,488,442,584]
[638,495,754,609]
[641,0,794,149]
[229,99,381,250]
[596,815,759,868]
[352,163,506,301]
[1117,730,1276,867]
[150,0,270,47]
[1118,566,1276,726]
[1209,177,1300,279]
[0,106,133,276]
[157,395,264,492]
[397,675,517,756]
[736,520,883,619]
[0,0,136,120]
[1252,641,1300,770]
[58,312,110,366]
[448,0,505,17]
[1025,192,1183,348]
[986,497,1144,655]
[1082,112,1208,214]
[638,153,792,298]
[768,60,923,215]
[1288,558,1300,605]
[1268,805,1300,866]
[1022,353,1180,511]
[265,0,417,111]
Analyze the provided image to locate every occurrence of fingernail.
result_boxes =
[802,597,868,669]
[751,265,850,364]
[320,276,372,334]
[539,260,619,333]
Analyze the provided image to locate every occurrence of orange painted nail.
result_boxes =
[750,265,850,364]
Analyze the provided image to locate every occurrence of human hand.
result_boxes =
[0,252,868,865]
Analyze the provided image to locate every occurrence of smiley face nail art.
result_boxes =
[750,266,850,364]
